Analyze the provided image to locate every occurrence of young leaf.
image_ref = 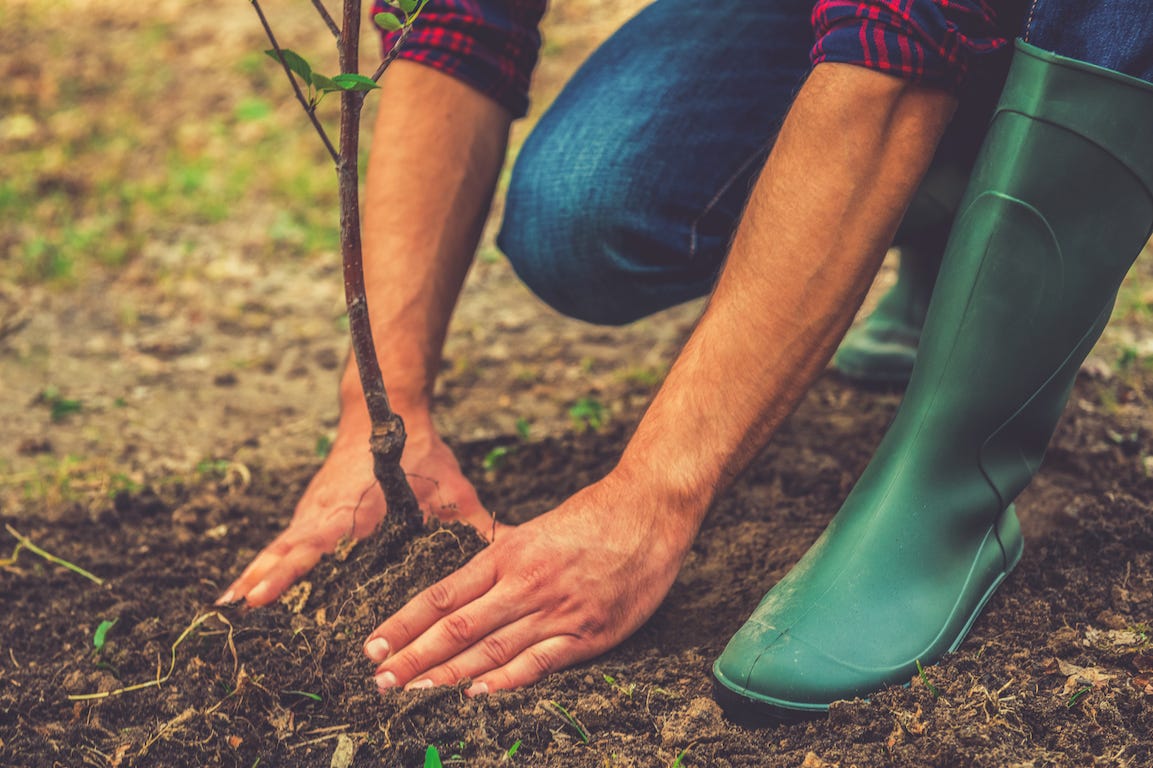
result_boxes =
[93,618,118,651]
[387,0,419,13]
[373,12,403,32]
[332,73,381,92]
[282,689,323,702]
[424,745,443,768]
[311,72,341,94]
[264,48,313,82]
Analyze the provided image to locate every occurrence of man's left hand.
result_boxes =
[363,472,695,693]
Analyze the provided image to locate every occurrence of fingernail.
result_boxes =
[405,679,433,691]
[215,589,236,606]
[375,671,398,691]
[246,580,271,606]
[466,682,489,697]
[364,637,390,662]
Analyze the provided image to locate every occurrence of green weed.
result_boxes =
[38,387,83,422]
[483,445,513,471]
[93,618,118,652]
[569,397,606,433]
[3,524,104,585]
[915,659,939,698]
[282,690,322,702]
[546,700,590,744]
[603,673,635,698]
[1066,686,1091,708]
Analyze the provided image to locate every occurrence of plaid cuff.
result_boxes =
[372,0,546,118]
[811,0,1013,91]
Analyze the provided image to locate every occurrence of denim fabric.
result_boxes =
[498,0,815,325]
[1023,0,1153,82]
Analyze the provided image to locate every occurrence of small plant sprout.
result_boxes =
[515,417,532,441]
[423,745,444,768]
[38,386,83,422]
[482,445,513,472]
[68,611,238,701]
[1067,686,1092,708]
[671,747,691,768]
[504,739,522,760]
[546,700,590,744]
[568,396,606,433]
[282,689,323,702]
[92,618,118,653]
[915,659,939,698]
[3,524,104,585]
[603,673,635,698]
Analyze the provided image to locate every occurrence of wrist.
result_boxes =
[601,457,712,554]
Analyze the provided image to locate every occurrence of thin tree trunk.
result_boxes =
[337,0,422,532]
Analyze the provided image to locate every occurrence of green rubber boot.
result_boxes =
[714,41,1153,722]
[830,167,959,385]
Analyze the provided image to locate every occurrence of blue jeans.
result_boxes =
[1025,0,1153,80]
[498,0,1152,325]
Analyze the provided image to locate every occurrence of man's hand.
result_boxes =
[219,423,492,608]
[362,472,696,694]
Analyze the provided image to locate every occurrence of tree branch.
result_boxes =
[370,24,412,82]
[311,0,341,39]
[250,0,340,164]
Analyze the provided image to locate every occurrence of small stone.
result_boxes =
[329,734,357,768]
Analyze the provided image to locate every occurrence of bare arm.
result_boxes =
[223,62,512,607]
[364,63,958,692]
[617,63,957,536]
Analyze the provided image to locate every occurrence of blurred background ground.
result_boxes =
[1,0,1151,519]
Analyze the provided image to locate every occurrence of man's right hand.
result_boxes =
[218,416,494,608]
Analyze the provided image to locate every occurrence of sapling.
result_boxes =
[250,0,429,533]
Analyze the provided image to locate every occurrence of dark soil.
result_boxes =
[3,374,1152,768]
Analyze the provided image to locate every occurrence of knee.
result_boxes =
[499,130,710,326]
[498,138,641,325]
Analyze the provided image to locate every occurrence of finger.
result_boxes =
[363,557,499,663]
[370,593,529,689]
[218,535,326,607]
[392,613,544,690]
[467,636,588,695]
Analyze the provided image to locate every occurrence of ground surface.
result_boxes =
[3,1,1153,766]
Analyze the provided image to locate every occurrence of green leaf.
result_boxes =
[310,72,341,94]
[93,618,118,651]
[423,745,443,768]
[373,12,403,32]
[506,739,522,758]
[263,48,312,82]
[331,73,381,92]
[482,445,512,471]
[386,0,418,13]
[282,689,322,702]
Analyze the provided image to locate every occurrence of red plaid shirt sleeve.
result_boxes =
[372,0,546,118]
[811,0,1017,90]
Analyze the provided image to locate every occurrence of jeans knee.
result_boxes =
[499,133,714,326]
[498,152,641,325]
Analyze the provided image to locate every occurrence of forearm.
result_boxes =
[617,64,957,534]
[338,61,512,439]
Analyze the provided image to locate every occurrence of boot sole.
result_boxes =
[713,506,1024,726]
